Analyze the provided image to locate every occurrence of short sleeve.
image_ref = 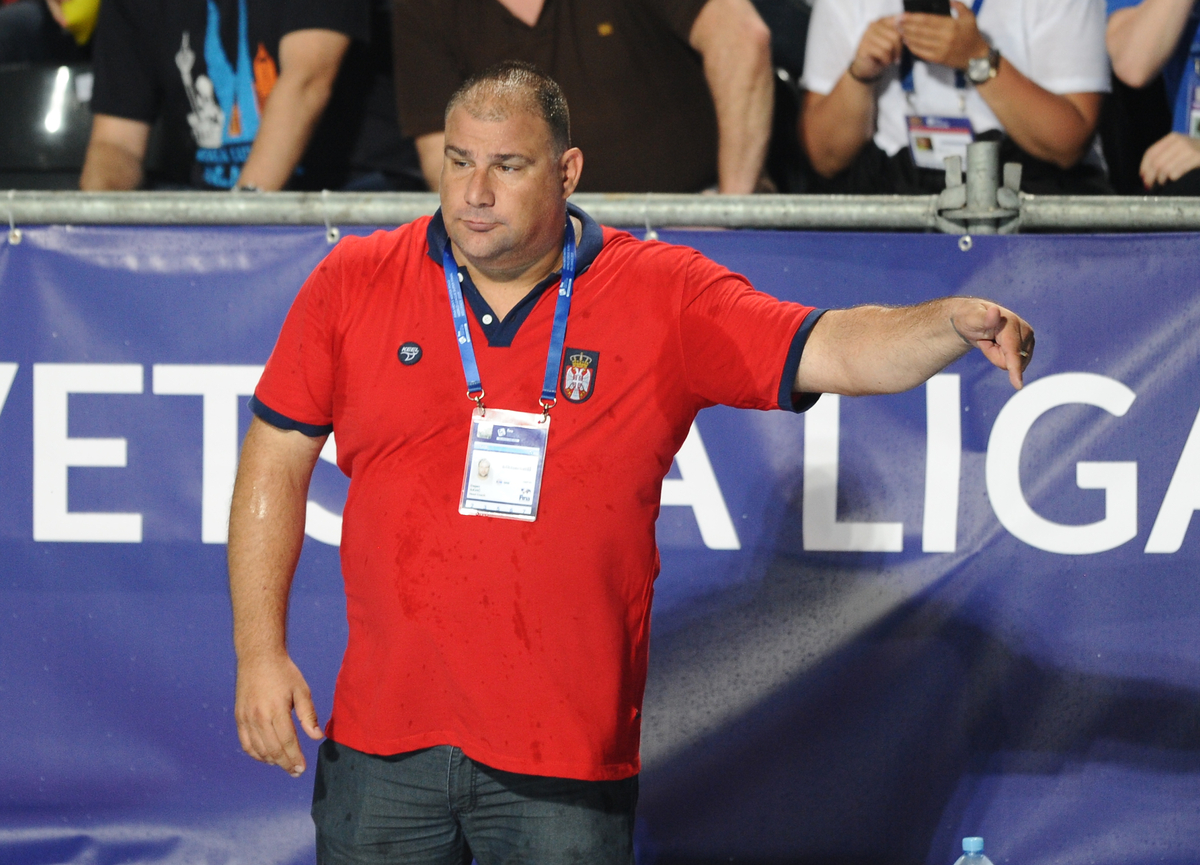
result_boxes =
[252,246,345,436]
[677,252,822,413]
[393,0,463,138]
[281,0,370,42]
[1105,0,1140,17]
[641,0,712,43]
[89,0,159,122]
[1026,0,1110,94]
[801,0,860,96]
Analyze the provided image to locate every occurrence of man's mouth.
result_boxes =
[460,218,500,232]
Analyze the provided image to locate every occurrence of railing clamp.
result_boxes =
[936,141,1022,238]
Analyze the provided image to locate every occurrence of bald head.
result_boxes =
[445,61,571,156]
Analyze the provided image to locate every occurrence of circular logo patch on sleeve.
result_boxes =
[397,342,423,365]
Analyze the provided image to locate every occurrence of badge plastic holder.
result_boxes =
[907,115,974,171]
[459,407,550,522]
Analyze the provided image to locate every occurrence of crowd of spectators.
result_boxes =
[0,0,1192,195]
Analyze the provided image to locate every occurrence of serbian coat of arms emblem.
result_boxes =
[560,348,599,403]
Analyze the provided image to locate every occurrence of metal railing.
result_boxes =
[6,145,1200,237]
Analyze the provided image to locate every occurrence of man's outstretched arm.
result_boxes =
[228,416,327,777]
[796,297,1034,396]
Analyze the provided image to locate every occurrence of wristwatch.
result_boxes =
[967,47,1001,85]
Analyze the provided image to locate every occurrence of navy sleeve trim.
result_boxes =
[778,308,828,414]
[249,395,334,437]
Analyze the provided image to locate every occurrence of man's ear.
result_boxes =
[560,147,584,198]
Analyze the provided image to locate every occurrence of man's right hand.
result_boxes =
[848,16,903,83]
[234,652,324,778]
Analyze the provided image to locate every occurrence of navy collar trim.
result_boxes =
[425,203,604,348]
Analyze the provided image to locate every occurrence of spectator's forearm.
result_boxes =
[704,19,773,192]
[238,73,336,190]
[692,0,773,193]
[237,29,348,190]
[1107,0,1194,89]
[975,61,1101,168]
[80,115,150,190]
[80,141,144,190]
[800,78,878,178]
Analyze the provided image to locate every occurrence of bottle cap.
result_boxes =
[963,837,984,854]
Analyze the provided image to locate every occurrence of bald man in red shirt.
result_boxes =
[229,61,1033,864]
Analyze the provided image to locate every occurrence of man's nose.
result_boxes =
[464,166,494,208]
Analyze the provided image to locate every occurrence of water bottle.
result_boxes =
[953,837,995,865]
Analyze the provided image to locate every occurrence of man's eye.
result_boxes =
[499,165,518,172]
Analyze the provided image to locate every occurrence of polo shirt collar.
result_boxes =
[425,203,604,348]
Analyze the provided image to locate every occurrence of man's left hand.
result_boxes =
[901,1,990,71]
[1140,132,1200,189]
[950,298,1034,389]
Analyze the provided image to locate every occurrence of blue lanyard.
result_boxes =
[901,0,986,94]
[442,217,577,415]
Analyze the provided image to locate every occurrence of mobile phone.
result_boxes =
[903,0,951,14]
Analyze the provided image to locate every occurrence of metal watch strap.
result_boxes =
[967,47,1000,85]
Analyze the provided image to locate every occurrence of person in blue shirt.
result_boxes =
[1107,0,1200,191]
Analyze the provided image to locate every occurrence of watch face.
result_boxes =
[968,57,989,83]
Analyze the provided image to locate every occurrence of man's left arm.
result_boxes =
[235,29,350,191]
[796,297,1034,396]
[901,1,1104,169]
[689,0,774,193]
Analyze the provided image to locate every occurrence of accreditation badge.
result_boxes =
[459,407,549,521]
[907,115,974,171]
[1190,58,1200,137]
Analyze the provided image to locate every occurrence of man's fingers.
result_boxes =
[267,709,307,777]
[243,722,273,765]
[991,311,1033,390]
[952,301,1031,390]
[294,686,324,741]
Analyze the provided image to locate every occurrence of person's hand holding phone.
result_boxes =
[849,16,904,83]
[901,0,990,70]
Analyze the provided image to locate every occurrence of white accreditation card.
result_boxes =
[1190,60,1200,137]
[907,115,974,170]
[459,407,550,521]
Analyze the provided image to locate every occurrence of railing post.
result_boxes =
[966,141,1001,234]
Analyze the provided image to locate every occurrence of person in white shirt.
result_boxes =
[799,0,1112,193]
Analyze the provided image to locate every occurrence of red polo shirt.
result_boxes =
[252,207,821,780]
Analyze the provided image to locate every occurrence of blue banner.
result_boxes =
[1,225,1198,865]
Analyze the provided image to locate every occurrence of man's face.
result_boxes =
[440,102,579,274]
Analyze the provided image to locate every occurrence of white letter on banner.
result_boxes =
[803,394,904,552]
[660,421,740,550]
[33,363,144,543]
[1145,402,1200,553]
[0,363,17,418]
[305,433,343,546]
[986,373,1137,555]
[923,374,961,553]
[152,365,264,544]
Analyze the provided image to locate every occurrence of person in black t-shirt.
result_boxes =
[80,0,401,190]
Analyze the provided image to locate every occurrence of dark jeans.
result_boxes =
[312,740,638,865]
